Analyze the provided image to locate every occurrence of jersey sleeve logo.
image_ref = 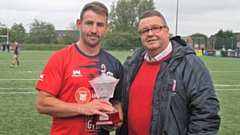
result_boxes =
[38,74,44,81]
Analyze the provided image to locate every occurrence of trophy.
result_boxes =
[89,64,122,125]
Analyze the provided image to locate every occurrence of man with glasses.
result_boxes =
[117,10,220,135]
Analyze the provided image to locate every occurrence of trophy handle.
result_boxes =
[101,64,106,73]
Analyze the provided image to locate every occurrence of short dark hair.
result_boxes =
[80,1,108,21]
[139,10,168,27]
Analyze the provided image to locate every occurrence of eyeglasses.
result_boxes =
[139,25,167,36]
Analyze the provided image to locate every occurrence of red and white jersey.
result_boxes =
[36,43,123,135]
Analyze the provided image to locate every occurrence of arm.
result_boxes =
[36,90,115,118]
[185,56,220,134]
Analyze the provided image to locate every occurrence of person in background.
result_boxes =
[35,1,123,135]
[2,42,6,52]
[201,45,204,55]
[6,41,10,52]
[222,45,226,57]
[10,41,20,67]
[117,10,220,135]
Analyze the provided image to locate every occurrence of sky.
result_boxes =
[0,0,239,37]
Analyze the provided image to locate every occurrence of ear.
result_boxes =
[166,27,169,33]
[76,19,81,31]
[165,27,170,37]
[105,23,109,33]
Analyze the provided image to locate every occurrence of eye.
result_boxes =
[97,23,105,27]
[152,26,160,31]
[140,29,149,35]
[85,21,93,25]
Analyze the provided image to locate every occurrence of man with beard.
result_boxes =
[35,1,123,135]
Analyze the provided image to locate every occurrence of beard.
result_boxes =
[81,32,102,47]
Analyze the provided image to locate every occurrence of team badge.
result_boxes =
[75,87,91,104]
[38,74,44,81]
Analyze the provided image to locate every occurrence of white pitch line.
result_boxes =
[0,92,37,94]
[0,71,42,72]
[214,84,240,87]
[0,79,38,80]
[210,71,240,72]
[0,60,47,61]
[0,88,34,90]
[215,89,240,91]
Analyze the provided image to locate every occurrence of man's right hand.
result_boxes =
[80,99,114,117]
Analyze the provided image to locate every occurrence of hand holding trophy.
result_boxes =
[89,64,122,125]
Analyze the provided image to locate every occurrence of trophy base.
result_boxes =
[93,111,122,126]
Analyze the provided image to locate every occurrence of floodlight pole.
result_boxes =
[230,37,233,50]
[175,0,179,36]
[7,27,9,42]
[7,0,9,42]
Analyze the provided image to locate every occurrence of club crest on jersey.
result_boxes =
[38,74,44,81]
[72,70,82,77]
[75,87,91,104]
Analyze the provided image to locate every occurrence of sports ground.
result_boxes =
[0,50,240,135]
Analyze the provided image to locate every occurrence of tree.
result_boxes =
[0,22,8,43]
[9,23,26,43]
[190,33,208,48]
[103,30,141,50]
[109,0,155,33]
[59,22,79,44]
[214,29,235,50]
[104,0,155,50]
[29,18,57,44]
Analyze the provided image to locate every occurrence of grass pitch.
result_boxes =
[0,50,240,135]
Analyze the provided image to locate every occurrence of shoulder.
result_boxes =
[100,49,122,64]
[124,47,145,65]
[50,44,75,60]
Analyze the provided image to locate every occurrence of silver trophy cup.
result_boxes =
[89,64,122,125]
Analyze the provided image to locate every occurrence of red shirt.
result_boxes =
[128,52,171,135]
[36,44,123,135]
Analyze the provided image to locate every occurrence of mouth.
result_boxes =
[88,34,99,39]
[147,39,158,43]
[89,35,98,37]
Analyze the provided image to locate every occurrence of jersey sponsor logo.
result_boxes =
[72,70,82,77]
[85,115,101,132]
[75,87,91,104]
[38,74,44,81]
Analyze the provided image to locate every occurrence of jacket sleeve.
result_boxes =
[184,55,221,135]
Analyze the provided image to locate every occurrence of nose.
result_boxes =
[91,24,98,33]
[147,29,154,36]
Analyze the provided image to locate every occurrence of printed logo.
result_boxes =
[75,87,91,104]
[85,115,101,132]
[38,74,44,81]
[72,70,82,77]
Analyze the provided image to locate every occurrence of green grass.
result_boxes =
[0,50,240,135]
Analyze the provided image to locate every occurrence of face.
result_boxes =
[77,10,109,47]
[138,16,170,53]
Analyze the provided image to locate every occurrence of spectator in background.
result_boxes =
[222,45,226,57]
[10,41,20,67]
[6,41,10,52]
[2,42,6,52]
[201,45,204,55]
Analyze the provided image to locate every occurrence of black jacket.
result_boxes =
[116,36,220,135]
